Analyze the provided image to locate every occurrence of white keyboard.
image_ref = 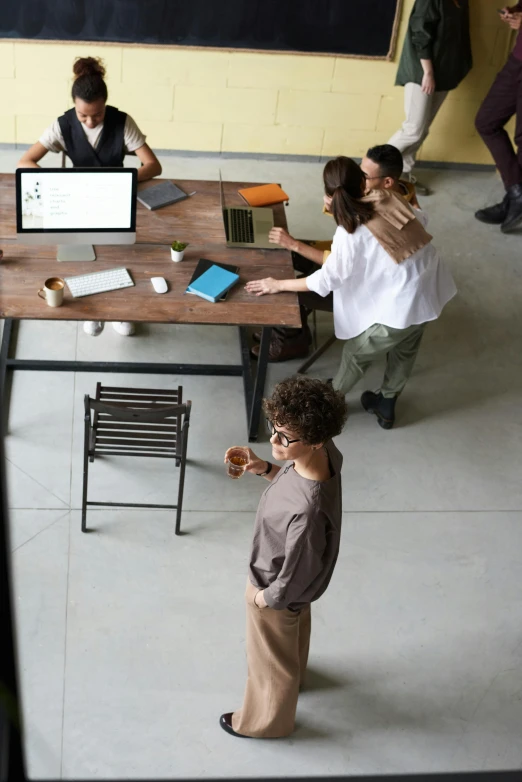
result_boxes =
[65,267,134,298]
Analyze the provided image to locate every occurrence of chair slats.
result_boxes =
[92,450,177,459]
[99,385,182,397]
[95,436,177,447]
[100,392,181,403]
[95,422,178,433]
[96,426,177,443]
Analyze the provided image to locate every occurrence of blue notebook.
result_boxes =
[186,264,240,303]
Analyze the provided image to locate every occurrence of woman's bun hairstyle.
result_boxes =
[71,57,108,103]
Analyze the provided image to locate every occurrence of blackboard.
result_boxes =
[0,0,402,59]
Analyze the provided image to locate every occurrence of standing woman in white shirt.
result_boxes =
[18,56,162,338]
[246,156,456,430]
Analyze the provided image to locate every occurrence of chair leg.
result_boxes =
[175,422,189,535]
[297,334,337,375]
[82,420,91,533]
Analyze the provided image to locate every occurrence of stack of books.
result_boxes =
[186,259,240,303]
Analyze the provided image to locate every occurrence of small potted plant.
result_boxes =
[171,241,188,262]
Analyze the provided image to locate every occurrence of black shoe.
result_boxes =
[219,713,250,738]
[501,183,522,233]
[475,193,509,225]
[360,391,397,430]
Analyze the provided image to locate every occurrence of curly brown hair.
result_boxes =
[263,376,348,446]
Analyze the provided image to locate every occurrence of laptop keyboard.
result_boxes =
[230,208,255,243]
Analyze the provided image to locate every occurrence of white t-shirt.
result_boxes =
[39,114,146,155]
[306,216,457,340]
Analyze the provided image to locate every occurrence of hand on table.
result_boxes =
[223,446,267,475]
[268,227,297,251]
[245,278,281,296]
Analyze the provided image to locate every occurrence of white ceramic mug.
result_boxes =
[38,277,65,307]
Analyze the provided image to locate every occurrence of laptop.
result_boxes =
[219,171,275,249]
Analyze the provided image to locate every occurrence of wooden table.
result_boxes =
[0,175,301,441]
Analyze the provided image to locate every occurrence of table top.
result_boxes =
[0,174,301,327]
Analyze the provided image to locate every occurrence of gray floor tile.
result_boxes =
[5,372,75,508]
[55,509,522,779]
[13,320,78,361]
[12,514,70,780]
[9,508,71,551]
[75,323,241,366]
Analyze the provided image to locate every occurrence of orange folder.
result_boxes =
[238,183,289,207]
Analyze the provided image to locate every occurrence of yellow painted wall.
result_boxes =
[0,0,515,164]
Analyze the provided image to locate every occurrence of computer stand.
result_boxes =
[57,245,96,262]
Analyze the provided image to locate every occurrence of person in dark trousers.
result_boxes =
[474,5,522,233]
[221,376,347,738]
[388,0,472,195]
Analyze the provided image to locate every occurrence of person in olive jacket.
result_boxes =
[388,0,472,195]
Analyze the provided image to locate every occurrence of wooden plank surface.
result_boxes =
[0,175,301,327]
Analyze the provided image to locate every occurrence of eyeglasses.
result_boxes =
[266,419,301,448]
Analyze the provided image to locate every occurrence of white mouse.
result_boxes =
[151,277,168,294]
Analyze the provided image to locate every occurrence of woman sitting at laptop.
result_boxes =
[18,56,162,338]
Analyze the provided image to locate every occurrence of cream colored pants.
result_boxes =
[232,580,311,738]
[388,82,448,173]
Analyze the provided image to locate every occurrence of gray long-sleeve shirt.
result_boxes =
[248,440,343,611]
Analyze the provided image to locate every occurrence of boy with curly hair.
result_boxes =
[220,376,348,739]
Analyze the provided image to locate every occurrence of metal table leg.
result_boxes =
[248,326,271,442]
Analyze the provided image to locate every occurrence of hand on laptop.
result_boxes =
[269,227,298,251]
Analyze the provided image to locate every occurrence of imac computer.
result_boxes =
[16,168,138,261]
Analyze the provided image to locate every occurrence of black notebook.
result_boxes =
[137,181,189,210]
[186,259,240,301]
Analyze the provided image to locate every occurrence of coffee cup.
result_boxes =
[38,277,65,307]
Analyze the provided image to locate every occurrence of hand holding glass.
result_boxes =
[225,447,249,479]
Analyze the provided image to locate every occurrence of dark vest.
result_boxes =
[57,105,127,167]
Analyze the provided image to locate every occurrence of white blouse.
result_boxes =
[306,216,457,340]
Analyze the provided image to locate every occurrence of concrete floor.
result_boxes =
[1,147,522,779]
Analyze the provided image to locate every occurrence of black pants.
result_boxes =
[287,252,333,335]
[475,54,522,190]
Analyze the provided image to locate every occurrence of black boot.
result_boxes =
[474,192,509,225]
[360,391,397,430]
[501,183,522,233]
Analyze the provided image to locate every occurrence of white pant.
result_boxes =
[388,82,448,174]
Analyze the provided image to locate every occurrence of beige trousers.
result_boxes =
[232,580,312,738]
[388,82,448,173]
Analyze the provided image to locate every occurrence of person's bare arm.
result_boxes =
[420,58,436,95]
[245,276,310,296]
[268,227,326,264]
[17,142,48,169]
[134,143,162,182]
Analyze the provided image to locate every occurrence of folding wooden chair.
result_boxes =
[82,384,191,535]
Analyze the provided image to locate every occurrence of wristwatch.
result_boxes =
[256,461,272,477]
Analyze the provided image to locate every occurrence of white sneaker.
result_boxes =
[112,321,135,336]
[83,321,104,336]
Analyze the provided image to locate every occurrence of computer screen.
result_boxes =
[16,168,137,234]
